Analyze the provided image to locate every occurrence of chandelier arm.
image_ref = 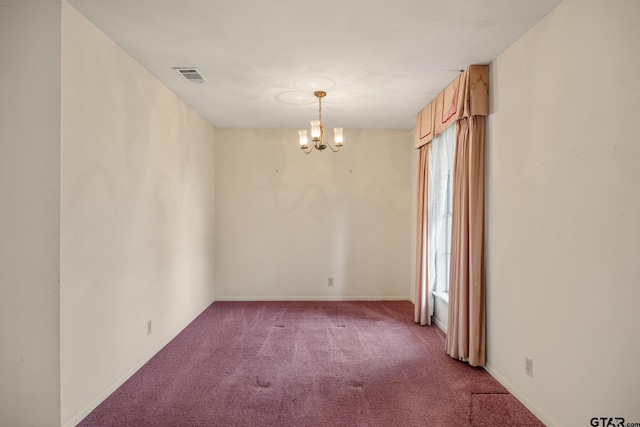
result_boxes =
[302,145,314,154]
[326,143,341,153]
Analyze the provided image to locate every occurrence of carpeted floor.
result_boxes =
[79,301,543,426]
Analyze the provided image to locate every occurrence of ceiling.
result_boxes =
[66,0,562,130]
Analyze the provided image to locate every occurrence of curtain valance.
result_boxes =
[414,65,489,149]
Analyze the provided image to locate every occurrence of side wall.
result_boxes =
[486,0,640,426]
[60,3,216,425]
[215,129,412,300]
[0,1,62,426]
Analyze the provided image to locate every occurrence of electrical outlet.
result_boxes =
[328,277,334,287]
[147,320,152,335]
[525,357,533,377]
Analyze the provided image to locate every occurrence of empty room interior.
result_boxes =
[1,0,639,426]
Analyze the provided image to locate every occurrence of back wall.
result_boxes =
[215,129,413,300]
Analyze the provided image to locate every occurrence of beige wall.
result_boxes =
[486,0,640,425]
[60,3,216,425]
[215,129,413,300]
[0,1,62,426]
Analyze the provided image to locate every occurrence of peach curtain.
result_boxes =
[414,144,430,325]
[445,116,486,367]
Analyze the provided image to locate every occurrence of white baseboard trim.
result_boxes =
[432,315,447,333]
[63,297,216,427]
[483,363,556,427]
[213,296,411,302]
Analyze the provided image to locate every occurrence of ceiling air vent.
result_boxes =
[174,67,207,84]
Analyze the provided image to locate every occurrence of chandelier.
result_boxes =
[298,91,344,154]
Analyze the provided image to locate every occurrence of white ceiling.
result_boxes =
[66,0,562,130]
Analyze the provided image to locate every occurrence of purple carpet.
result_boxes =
[79,301,543,426]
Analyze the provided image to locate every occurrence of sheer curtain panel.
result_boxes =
[427,125,456,295]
